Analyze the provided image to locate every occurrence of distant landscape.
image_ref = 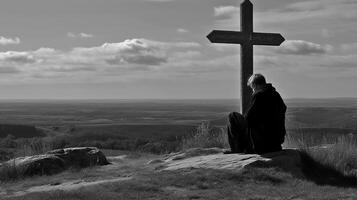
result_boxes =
[1,98,357,160]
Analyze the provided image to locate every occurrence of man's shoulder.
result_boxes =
[254,89,272,99]
[254,88,284,103]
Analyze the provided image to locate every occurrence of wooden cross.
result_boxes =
[207,0,285,114]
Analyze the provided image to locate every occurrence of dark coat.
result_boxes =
[244,83,287,154]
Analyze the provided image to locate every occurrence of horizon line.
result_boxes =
[0,97,356,101]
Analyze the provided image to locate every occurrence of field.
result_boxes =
[1,98,357,199]
[0,98,357,159]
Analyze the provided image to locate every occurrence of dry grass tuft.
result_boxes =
[181,121,229,150]
[300,134,357,176]
[285,129,357,185]
[0,159,24,182]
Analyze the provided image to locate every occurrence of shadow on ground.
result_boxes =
[299,151,357,188]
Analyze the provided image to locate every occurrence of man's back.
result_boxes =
[245,83,287,154]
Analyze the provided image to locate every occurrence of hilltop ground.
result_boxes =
[2,148,357,200]
[1,99,357,199]
[1,99,357,160]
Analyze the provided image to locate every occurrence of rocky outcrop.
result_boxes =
[1,147,109,176]
[155,148,303,177]
[47,147,109,168]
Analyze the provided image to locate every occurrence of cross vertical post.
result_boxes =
[240,0,253,114]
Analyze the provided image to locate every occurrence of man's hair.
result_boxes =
[247,74,266,87]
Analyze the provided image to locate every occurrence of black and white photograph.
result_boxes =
[0,0,357,199]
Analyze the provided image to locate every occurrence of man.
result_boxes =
[226,74,287,154]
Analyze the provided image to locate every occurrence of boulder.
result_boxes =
[6,154,65,176]
[47,147,110,167]
[1,147,109,177]
[161,148,303,177]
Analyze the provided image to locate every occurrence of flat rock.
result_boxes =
[162,148,303,177]
[2,147,109,177]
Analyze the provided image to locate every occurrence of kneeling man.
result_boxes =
[226,74,287,154]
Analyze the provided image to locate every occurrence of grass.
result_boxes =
[281,130,357,187]
[0,159,23,182]
[2,126,357,199]
[181,121,229,150]
[0,122,220,163]
[4,167,357,200]
[0,122,214,182]
[299,135,357,177]
[2,120,357,190]
[282,127,357,177]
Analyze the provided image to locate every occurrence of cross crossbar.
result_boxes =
[207,31,285,46]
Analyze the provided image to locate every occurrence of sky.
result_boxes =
[0,0,356,99]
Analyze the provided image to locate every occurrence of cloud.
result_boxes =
[105,54,167,66]
[214,6,238,20]
[164,54,236,76]
[67,32,94,38]
[256,0,357,24]
[177,28,189,33]
[143,40,200,49]
[255,56,280,68]
[0,38,203,82]
[210,44,239,53]
[67,32,77,38]
[0,36,20,45]
[170,51,201,60]
[0,52,36,64]
[73,39,199,53]
[0,36,355,86]
[74,39,200,66]
[73,39,170,66]
[281,1,325,13]
[213,0,357,32]
[275,40,331,55]
[45,65,96,72]
[253,52,357,78]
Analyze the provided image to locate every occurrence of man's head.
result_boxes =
[247,74,266,92]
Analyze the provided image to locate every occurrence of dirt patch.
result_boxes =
[163,186,190,198]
